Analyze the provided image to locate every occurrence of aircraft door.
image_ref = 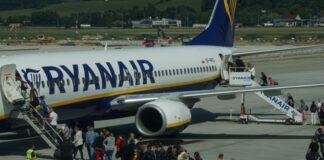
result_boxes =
[220,54,232,81]
[0,64,24,104]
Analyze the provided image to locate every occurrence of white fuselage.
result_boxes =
[0,46,231,125]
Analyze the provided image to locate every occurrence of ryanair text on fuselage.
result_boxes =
[21,60,155,94]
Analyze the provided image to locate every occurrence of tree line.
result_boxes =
[3,4,200,27]
[1,0,323,27]
[0,0,62,10]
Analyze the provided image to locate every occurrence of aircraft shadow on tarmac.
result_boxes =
[177,133,312,140]
[0,108,310,156]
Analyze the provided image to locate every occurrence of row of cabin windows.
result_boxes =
[35,65,217,89]
[37,74,139,89]
[154,65,217,78]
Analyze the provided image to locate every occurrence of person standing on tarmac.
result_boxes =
[59,136,74,160]
[311,101,318,125]
[315,126,324,157]
[306,137,321,160]
[26,144,36,160]
[103,130,115,160]
[86,126,97,160]
[73,126,84,160]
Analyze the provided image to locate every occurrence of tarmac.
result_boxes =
[0,44,324,160]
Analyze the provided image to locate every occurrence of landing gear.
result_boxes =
[239,115,248,124]
[239,93,248,124]
[285,118,295,125]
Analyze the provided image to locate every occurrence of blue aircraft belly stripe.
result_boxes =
[52,78,218,122]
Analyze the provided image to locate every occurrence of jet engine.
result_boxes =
[135,99,191,137]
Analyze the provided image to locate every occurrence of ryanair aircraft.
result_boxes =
[0,0,323,137]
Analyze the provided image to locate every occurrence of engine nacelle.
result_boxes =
[135,99,191,137]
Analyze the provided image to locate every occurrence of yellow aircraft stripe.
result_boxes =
[0,114,9,120]
[166,118,191,128]
[49,74,220,108]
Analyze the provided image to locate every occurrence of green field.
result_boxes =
[0,0,202,19]
[0,27,324,41]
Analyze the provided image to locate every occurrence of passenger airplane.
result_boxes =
[0,0,323,137]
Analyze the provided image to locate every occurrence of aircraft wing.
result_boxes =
[111,83,324,111]
[233,44,324,57]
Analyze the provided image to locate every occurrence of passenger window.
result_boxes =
[169,70,172,76]
[154,71,157,77]
[41,81,45,88]
[165,70,168,76]
[67,79,70,86]
[173,69,176,75]
[158,71,161,77]
[184,68,187,74]
[176,69,179,75]
[180,69,183,75]
[203,67,206,72]
[161,70,164,77]
[47,81,49,87]
[82,77,85,84]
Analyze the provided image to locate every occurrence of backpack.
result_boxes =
[311,105,317,112]
[321,105,324,112]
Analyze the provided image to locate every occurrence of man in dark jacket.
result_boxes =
[59,137,74,160]
[235,56,245,72]
[315,126,324,158]
[143,144,156,160]
[306,137,321,160]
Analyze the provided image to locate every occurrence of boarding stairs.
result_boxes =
[0,64,62,150]
[247,81,303,124]
[17,103,63,150]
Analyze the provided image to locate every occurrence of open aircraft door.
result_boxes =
[0,64,24,105]
[220,54,232,82]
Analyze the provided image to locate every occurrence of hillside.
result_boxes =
[0,0,323,27]
[0,0,202,19]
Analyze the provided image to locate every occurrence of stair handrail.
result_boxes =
[27,103,63,143]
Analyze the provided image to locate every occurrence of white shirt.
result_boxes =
[250,67,255,76]
[73,130,83,146]
[318,102,322,107]
[49,112,58,126]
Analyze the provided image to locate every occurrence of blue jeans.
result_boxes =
[104,150,114,160]
[87,145,95,160]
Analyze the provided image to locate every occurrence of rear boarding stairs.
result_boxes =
[221,63,303,125]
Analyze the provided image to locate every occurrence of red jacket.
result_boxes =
[115,138,123,152]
